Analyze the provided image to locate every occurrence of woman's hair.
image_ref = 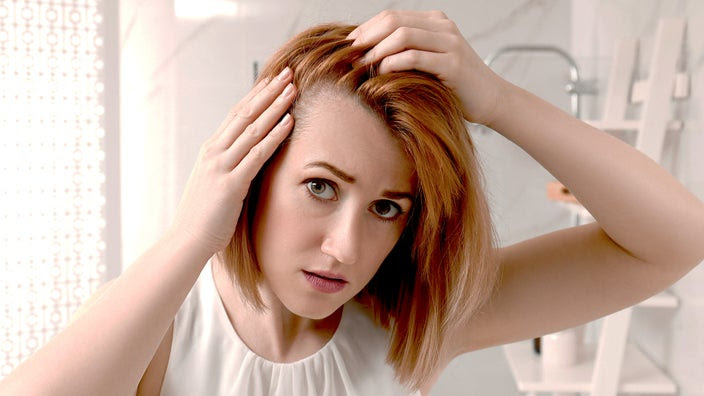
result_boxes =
[218,23,498,390]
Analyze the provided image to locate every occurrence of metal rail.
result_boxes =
[484,45,590,118]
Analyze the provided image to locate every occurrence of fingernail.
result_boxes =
[277,67,292,81]
[279,113,291,126]
[282,83,294,97]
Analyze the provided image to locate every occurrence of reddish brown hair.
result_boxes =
[219,24,498,390]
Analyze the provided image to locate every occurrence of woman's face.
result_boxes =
[252,87,415,319]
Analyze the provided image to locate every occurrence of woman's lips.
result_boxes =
[303,270,348,293]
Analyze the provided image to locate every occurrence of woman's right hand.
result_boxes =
[169,67,296,256]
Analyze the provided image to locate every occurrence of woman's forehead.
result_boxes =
[285,89,416,192]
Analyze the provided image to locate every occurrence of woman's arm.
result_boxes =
[461,83,704,349]
[0,69,297,395]
[0,232,212,396]
[490,83,704,268]
[350,10,704,353]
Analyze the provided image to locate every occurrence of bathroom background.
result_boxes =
[1,0,703,394]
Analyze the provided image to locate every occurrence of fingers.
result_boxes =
[230,111,294,186]
[348,10,465,79]
[213,76,270,138]
[377,50,451,77]
[348,10,452,47]
[222,82,297,168]
[215,67,294,151]
[356,27,450,66]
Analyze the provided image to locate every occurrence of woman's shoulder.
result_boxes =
[136,262,216,395]
[136,322,173,395]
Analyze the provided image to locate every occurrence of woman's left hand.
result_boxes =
[348,10,506,126]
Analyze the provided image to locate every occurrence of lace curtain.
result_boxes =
[0,0,107,377]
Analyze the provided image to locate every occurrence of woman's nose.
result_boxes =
[320,211,362,265]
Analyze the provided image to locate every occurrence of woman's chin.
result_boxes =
[285,297,344,320]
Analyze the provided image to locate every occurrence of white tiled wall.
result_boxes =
[119,0,703,394]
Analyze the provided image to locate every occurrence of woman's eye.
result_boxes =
[371,200,400,219]
[306,180,336,200]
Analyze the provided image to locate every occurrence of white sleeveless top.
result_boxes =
[160,261,420,395]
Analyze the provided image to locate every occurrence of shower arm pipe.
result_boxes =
[484,45,581,118]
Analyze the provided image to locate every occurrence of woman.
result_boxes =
[1,10,703,396]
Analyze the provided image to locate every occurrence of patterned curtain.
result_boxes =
[0,0,107,378]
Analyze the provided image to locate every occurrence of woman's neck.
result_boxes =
[212,257,343,363]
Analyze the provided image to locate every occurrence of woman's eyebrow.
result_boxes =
[305,161,356,183]
[382,190,414,202]
[305,161,413,200]
[305,161,413,201]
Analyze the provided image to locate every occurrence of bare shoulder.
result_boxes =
[136,322,174,396]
